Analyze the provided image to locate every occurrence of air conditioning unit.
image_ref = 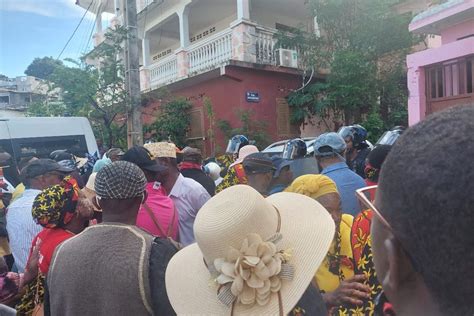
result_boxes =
[276,49,298,68]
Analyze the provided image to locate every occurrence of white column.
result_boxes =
[114,0,120,15]
[178,6,190,48]
[142,34,150,66]
[96,9,103,33]
[237,0,250,21]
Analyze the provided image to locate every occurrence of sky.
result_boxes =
[0,0,112,78]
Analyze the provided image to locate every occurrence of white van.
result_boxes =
[0,117,98,163]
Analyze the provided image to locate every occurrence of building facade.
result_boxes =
[0,76,50,117]
[406,0,474,125]
[77,0,315,155]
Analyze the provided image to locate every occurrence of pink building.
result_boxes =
[407,0,474,125]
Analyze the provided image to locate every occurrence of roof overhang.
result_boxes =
[409,0,474,34]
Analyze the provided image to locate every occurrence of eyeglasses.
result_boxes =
[356,185,392,231]
[356,185,421,272]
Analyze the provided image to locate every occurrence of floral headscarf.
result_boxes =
[32,176,79,228]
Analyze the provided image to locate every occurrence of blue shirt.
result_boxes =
[321,162,366,216]
[268,184,288,195]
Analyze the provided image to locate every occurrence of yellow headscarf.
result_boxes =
[284,174,338,199]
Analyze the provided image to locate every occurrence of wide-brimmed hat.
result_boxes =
[229,145,259,169]
[165,185,335,315]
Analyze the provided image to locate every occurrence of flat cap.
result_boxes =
[95,161,147,199]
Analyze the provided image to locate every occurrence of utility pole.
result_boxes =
[123,0,143,147]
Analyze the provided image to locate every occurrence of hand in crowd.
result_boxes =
[324,274,371,307]
[22,241,40,286]
[77,191,95,219]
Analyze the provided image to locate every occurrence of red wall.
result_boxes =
[144,65,302,156]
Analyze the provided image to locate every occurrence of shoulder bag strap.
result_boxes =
[166,206,177,237]
[143,203,167,237]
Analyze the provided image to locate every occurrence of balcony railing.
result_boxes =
[149,55,178,86]
[256,26,278,65]
[142,23,303,91]
[188,29,232,74]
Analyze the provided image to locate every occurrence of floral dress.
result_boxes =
[334,209,383,316]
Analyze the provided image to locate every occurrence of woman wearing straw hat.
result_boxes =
[165,185,335,315]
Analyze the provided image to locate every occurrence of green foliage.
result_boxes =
[0,74,8,80]
[24,57,64,80]
[147,98,192,148]
[26,26,130,148]
[217,109,271,150]
[362,108,385,143]
[283,0,415,131]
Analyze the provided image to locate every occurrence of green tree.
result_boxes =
[0,74,8,80]
[146,97,192,148]
[24,57,64,80]
[27,26,129,148]
[217,109,271,150]
[280,0,416,138]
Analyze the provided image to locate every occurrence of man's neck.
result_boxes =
[161,172,180,194]
[101,214,137,225]
[319,159,343,170]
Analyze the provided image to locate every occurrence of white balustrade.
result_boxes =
[148,55,178,86]
[188,29,232,74]
[255,27,277,65]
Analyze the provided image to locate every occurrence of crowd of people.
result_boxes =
[0,105,472,315]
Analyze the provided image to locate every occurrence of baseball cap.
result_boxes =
[121,146,166,173]
[313,132,347,157]
[271,157,293,178]
[95,161,147,200]
[182,147,202,162]
[242,153,276,174]
[20,159,74,180]
[106,148,125,158]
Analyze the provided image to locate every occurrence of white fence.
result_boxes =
[188,29,232,74]
[149,55,178,86]
[255,27,278,65]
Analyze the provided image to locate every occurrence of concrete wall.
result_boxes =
[143,65,304,155]
[440,18,474,44]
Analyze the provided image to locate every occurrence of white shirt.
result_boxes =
[6,189,43,272]
[168,174,210,246]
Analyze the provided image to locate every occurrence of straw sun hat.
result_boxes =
[165,185,335,315]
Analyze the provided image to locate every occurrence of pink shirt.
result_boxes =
[136,182,179,240]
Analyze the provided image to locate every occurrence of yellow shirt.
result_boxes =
[12,183,25,203]
[315,214,355,293]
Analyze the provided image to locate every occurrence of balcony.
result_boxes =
[138,0,310,91]
[141,24,292,91]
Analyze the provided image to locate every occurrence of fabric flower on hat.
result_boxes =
[213,233,294,307]
[32,176,79,228]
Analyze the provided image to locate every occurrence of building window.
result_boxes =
[427,56,474,99]
[0,96,9,104]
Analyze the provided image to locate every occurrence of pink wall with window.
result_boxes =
[407,1,474,126]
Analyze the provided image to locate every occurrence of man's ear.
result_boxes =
[382,236,416,294]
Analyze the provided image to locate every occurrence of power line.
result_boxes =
[79,0,99,56]
[57,0,95,60]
